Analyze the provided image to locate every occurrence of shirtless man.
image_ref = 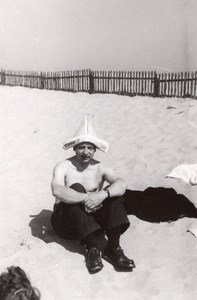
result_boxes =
[51,118,135,274]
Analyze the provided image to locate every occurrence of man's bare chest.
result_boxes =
[65,164,103,192]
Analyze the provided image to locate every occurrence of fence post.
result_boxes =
[0,70,2,85]
[89,69,94,94]
[40,72,44,89]
[0,70,5,85]
[153,71,160,97]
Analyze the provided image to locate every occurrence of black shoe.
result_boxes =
[86,247,103,274]
[103,246,135,271]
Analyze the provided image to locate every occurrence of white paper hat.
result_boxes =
[62,117,109,153]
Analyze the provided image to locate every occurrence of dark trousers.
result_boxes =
[51,183,130,244]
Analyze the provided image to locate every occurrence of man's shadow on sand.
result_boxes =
[29,187,197,256]
[29,210,86,256]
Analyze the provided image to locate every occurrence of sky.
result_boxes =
[0,0,197,72]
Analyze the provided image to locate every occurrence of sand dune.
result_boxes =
[1,86,197,299]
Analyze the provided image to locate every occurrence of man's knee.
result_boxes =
[104,195,124,209]
[70,183,87,193]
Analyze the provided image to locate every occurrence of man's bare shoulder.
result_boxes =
[97,162,114,173]
[97,163,121,180]
[53,157,74,171]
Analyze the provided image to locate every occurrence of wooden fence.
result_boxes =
[0,69,197,99]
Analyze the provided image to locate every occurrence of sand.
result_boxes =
[0,85,197,299]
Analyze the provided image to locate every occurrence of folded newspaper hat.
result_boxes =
[62,117,109,153]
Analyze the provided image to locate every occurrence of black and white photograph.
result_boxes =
[0,1,197,299]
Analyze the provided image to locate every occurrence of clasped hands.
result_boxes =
[82,191,105,214]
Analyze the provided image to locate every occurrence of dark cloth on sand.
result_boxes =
[124,187,197,223]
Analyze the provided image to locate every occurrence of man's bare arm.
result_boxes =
[51,162,87,204]
[83,165,127,211]
[52,185,87,204]
[102,166,127,197]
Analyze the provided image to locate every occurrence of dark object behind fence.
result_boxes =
[0,69,197,99]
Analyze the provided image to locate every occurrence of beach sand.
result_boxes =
[0,86,197,299]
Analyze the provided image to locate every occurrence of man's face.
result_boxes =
[74,142,96,164]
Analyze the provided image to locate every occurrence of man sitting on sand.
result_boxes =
[51,117,135,274]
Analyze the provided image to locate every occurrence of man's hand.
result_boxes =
[83,191,106,213]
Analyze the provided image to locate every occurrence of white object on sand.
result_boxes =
[166,164,197,185]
